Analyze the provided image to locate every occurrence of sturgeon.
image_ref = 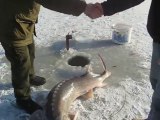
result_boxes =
[30,54,111,120]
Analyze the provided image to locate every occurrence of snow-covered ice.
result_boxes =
[0,0,153,120]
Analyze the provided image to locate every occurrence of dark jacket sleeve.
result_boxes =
[101,0,145,16]
[35,0,86,16]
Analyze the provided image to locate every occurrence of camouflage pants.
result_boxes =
[1,41,35,100]
[148,42,160,120]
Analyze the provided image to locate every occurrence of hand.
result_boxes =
[84,3,104,19]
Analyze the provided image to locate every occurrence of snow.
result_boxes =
[0,0,153,120]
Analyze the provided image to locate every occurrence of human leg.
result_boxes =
[28,41,35,79]
[147,42,160,120]
[1,42,42,114]
[1,42,31,99]
[27,41,46,86]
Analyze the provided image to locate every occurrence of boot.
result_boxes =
[30,76,46,86]
[16,98,42,114]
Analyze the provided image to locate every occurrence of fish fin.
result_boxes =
[81,89,94,100]
[69,111,79,120]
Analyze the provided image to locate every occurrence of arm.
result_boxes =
[101,0,145,16]
[35,0,87,16]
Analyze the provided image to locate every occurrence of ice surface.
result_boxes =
[0,0,153,119]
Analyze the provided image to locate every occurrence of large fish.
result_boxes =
[30,54,111,120]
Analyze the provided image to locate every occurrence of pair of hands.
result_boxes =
[84,3,103,19]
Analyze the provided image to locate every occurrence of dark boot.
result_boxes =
[30,76,46,86]
[16,98,42,114]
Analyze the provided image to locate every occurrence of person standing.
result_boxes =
[84,0,160,119]
[0,0,87,114]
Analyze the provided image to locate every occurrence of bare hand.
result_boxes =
[84,3,104,19]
